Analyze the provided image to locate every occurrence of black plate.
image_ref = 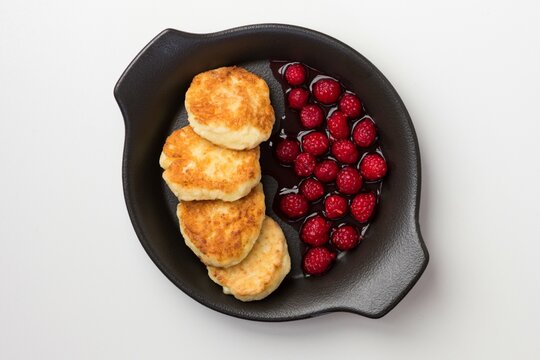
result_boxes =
[114,24,428,321]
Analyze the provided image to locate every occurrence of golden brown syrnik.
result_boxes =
[207,217,291,302]
[177,184,265,268]
[185,66,275,150]
[160,126,261,202]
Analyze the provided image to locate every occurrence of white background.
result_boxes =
[1,0,539,359]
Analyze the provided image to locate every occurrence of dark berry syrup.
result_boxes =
[260,61,387,276]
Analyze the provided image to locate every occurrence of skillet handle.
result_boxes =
[114,29,202,123]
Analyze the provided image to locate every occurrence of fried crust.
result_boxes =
[185,66,275,150]
[207,217,291,301]
[160,126,261,201]
[177,184,265,268]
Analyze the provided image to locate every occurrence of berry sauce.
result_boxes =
[259,61,387,275]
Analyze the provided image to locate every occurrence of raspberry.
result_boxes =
[312,78,341,104]
[360,153,387,181]
[280,193,309,219]
[288,88,309,110]
[331,139,359,164]
[353,119,377,147]
[302,132,329,156]
[324,194,348,219]
[294,152,316,177]
[284,63,307,86]
[314,159,339,183]
[275,139,300,164]
[327,111,349,139]
[336,167,363,195]
[300,215,331,246]
[300,178,325,201]
[331,225,361,251]
[338,93,362,118]
[300,104,324,129]
[351,192,376,223]
[302,247,336,275]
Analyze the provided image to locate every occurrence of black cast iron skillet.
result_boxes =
[114,24,429,321]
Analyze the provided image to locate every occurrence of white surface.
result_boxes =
[1,0,539,359]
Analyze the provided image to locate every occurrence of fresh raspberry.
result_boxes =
[300,104,324,129]
[300,215,331,246]
[302,247,336,275]
[280,193,309,219]
[331,225,361,251]
[353,119,377,147]
[351,192,376,223]
[338,93,363,118]
[275,139,300,164]
[327,111,350,139]
[360,153,387,181]
[299,178,325,201]
[302,131,329,156]
[324,194,348,219]
[288,88,309,110]
[312,78,341,104]
[294,152,316,177]
[284,63,307,86]
[336,167,363,195]
[314,159,339,183]
[331,139,359,164]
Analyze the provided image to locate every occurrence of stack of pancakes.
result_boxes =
[160,67,290,302]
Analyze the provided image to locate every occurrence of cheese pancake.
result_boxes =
[207,217,291,302]
[160,126,261,202]
[177,184,265,268]
[185,66,275,150]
